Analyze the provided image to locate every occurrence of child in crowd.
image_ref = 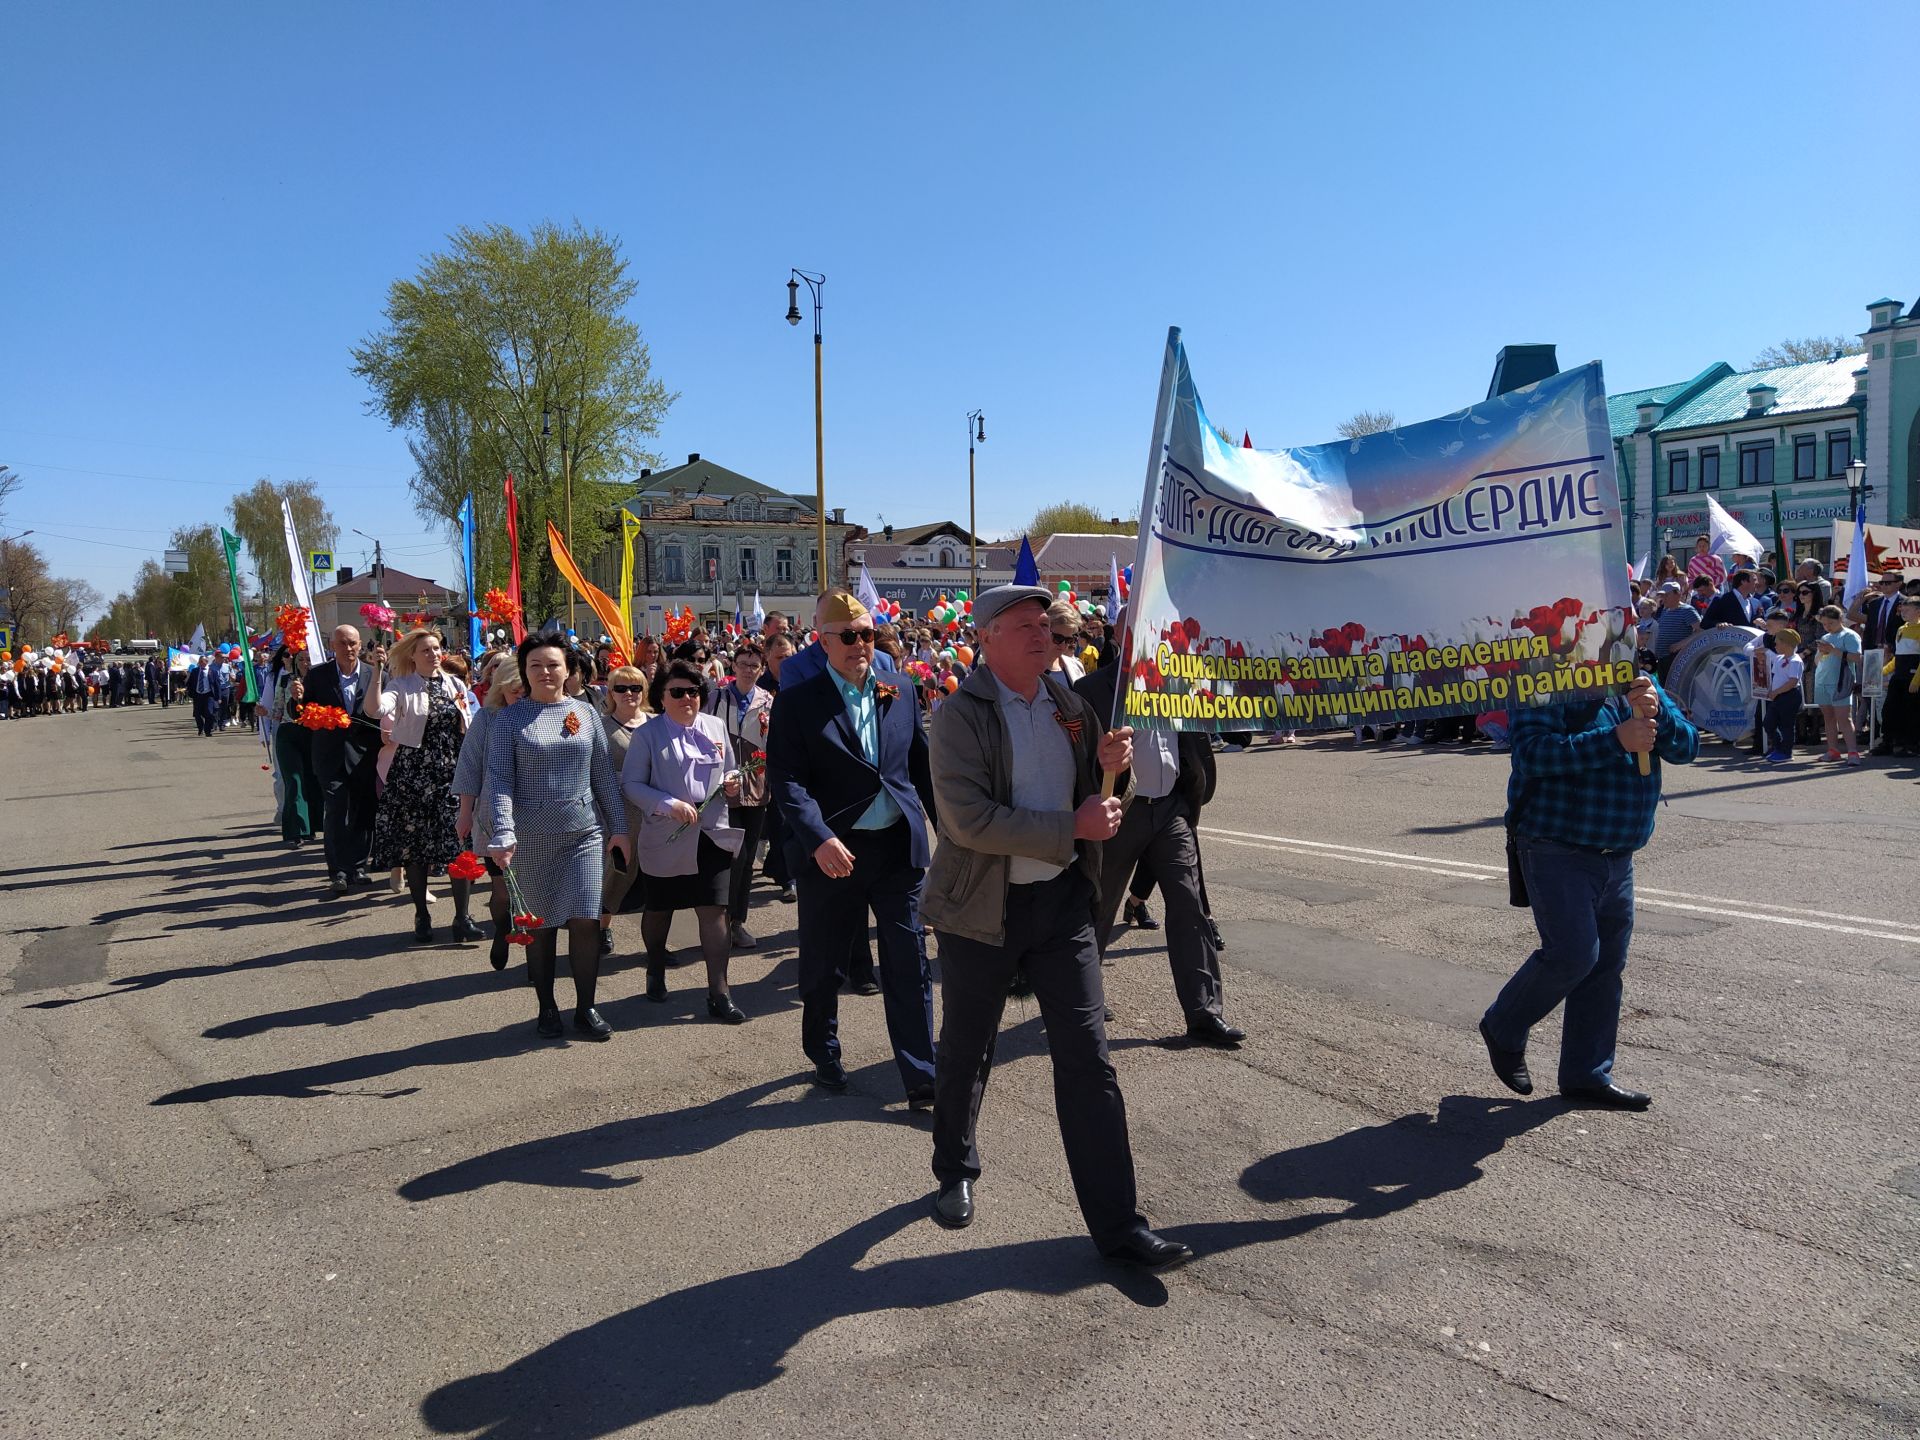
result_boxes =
[1758,627,1804,765]
[1811,605,1861,765]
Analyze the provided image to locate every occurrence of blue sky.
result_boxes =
[4,1,1914,616]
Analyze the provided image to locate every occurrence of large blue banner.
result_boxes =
[459,494,480,658]
[1121,331,1636,732]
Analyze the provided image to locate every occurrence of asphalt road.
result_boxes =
[2,705,1915,1439]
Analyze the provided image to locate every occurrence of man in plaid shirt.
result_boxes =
[1478,674,1698,1110]
[1685,534,1726,592]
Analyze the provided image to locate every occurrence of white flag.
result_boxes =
[281,498,326,663]
[1843,506,1871,606]
[1706,495,1763,564]
[188,623,207,654]
[750,588,765,630]
[1632,552,1650,581]
[856,562,882,613]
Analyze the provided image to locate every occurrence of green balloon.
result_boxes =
[955,590,969,603]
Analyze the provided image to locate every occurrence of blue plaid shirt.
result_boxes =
[1507,684,1698,853]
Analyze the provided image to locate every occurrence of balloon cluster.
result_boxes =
[868,596,903,623]
[925,591,971,632]
[1052,578,1104,621]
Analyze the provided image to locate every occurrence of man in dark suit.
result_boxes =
[299,623,383,894]
[767,590,938,1103]
[1699,569,1760,630]
[188,655,218,736]
[1076,656,1245,1047]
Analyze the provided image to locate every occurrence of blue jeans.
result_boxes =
[1483,835,1635,1090]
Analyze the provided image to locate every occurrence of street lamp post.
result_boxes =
[966,410,985,584]
[543,405,575,632]
[1846,457,1870,519]
[786,269,828,587]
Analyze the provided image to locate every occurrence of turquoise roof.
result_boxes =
[1654,355,1860,432]
[1606,381,1690,439]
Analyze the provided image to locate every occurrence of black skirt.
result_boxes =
[642,834,733,912]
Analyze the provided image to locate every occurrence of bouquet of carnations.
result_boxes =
[295,703,352,731]
[498,865,543,944]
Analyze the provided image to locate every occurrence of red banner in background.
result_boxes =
[503,472,527,644]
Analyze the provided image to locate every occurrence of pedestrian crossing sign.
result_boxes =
[309,550,334,574]
[0,626,11,652]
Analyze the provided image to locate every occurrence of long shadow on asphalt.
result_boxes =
[415,1095,1560,1437]
[149,963,807,1104]
[26,928,397,1011]
[418,1198,1174,1439]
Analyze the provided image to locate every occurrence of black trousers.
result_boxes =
[932,869,1145,1249]
[794,822,934,1093]
[1095,794,1224,1022]
[320,763,374,878]
[725,805,767,924]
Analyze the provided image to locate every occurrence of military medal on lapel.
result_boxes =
[1054,709,1085,744]
[562,709,582,736]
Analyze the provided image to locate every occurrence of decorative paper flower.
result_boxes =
[274,604,310,639]
[295,704,353,731]
[475,588,518,626]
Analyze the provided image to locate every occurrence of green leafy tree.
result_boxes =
[350,222,675,623]
[1751,336,1864,368]
[228,477,337,609]
[0,536,52,640]
[165,523,231,640]
[1018,501,1138,544]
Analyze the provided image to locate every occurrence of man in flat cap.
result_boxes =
[922,583,1192,1269]
[767,590,939,1103]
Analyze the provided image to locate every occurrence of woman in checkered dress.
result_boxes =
[483,634,627,1042]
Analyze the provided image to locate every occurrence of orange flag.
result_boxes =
[546,520,634,662]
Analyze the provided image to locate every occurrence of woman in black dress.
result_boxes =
[365,629,478,943]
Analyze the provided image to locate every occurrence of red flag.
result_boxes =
[503,472,527,643]
[1241,430,1253,449]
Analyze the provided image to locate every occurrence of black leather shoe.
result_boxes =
[1186,1013,1246,1048]
[450,916,482,945]
[574,1007,612,1041]
[599,927,613,956]
[932,1179,974,1229]
[1123,897,1160,931]
[348,868,371,888]
[536,1007,563,1038]
[812,1059,848,1091]
[1560,1081,1650,1111]
[645,964,668,1003]
[1206,915,1226,950]
[729,923,757,950]
[412,913,434,944]
[706,992,746,1025]
[906,1083,935,1112]
[778,885,798,904]
[1101,1230,1193,1270]
[851,977,881,997]
[488,935,509,971]
[328,872,349,896]
[1478,1018,1533,1096]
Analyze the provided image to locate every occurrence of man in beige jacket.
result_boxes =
[922,584,1192,1269]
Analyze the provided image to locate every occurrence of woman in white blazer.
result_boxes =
[364,628,476,944]
[621,658,745,1022]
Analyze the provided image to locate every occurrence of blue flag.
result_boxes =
[1013,534,1039,586]
[460,494,480,656]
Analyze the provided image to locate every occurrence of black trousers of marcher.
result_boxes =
[1094,794,1224,1023]
[725,804,767,924]
[932,869,1145,1249]
[794,822,933,1093]
[320,762,374,878]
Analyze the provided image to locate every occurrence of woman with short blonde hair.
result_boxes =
[1045,599,1087,683]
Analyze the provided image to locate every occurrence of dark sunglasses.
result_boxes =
[1050,633,1077,646]
[610,684,645,695]
[829,629,875,646]
[665,685,704,700]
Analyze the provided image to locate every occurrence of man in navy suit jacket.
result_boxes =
[768,591,937,1102]
[296,624,384,892]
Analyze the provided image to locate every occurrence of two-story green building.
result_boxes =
[1608,294,1920,570]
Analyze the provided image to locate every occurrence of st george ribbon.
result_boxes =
[1118,329,1636,734]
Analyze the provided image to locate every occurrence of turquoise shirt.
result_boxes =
[832,667,902,830]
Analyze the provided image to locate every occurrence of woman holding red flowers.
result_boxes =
[454,656,524,970]
[483,632,628,1041]
[365,628,477,945]
[622,659,745,1021]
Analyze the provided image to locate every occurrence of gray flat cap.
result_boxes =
[971,584,1055,629]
